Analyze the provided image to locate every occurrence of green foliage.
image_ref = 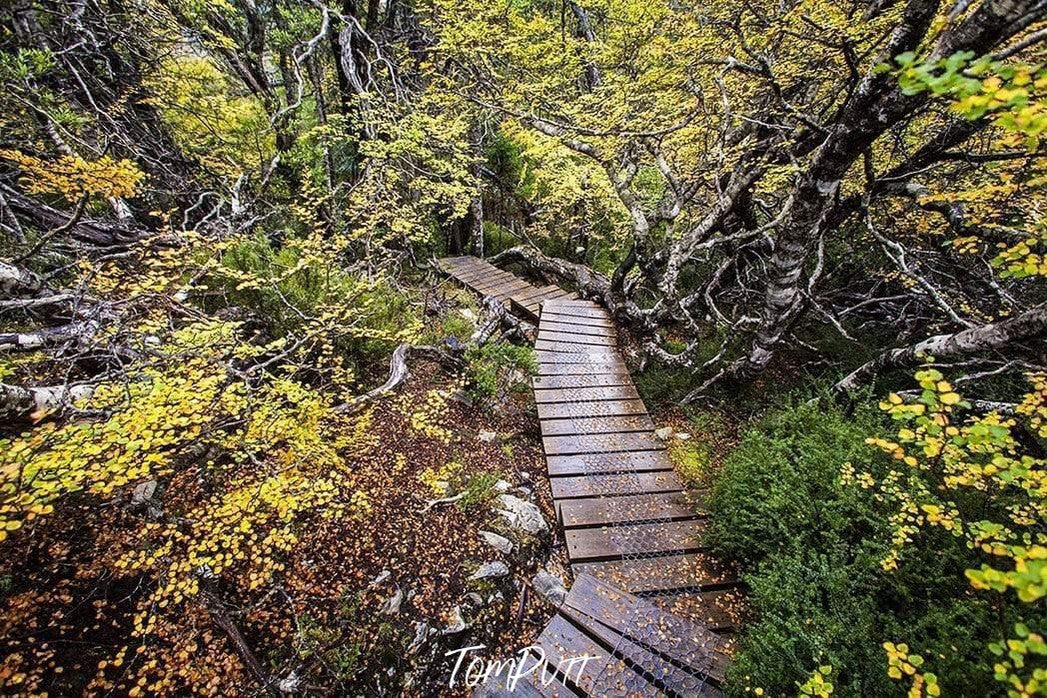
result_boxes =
[211,233,419,360]
[464,341,536,401]
[635,337,711,404]
[456,472,501,511]
[710,398,1035,696]
[707,401,882,564]
[667,438,711,489]
[145,56,274,177]
[0,48,54,81]
[891,51,1046,149]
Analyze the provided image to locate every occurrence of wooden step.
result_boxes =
[540,415,655,436]
[572,553,740,593]
[648,588,746,631]
[533,374,634,389]
[540,321,616,338]
[535,615,665,697]
[537,399,649,420]
[542,432,664,455]
[545,450,675,475]
[564,574,730,688]
[537,330,617,347]
[539,311,614,328]
[565,520,708,561]
[533,385,641,404]
[559,491,700,527]
[550,471,683,498]
[537,361,629,376]
[534,340,621,356]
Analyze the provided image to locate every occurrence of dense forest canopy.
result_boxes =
[0,0,1044,694]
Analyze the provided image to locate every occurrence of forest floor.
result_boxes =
[0,308,570,696]
[0,278,755,696]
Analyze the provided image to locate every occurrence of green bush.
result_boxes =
[706,401,883,564]
[710,400,1027,697]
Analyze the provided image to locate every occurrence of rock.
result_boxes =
[532,570,568,607]
[493,479,512,493]
[519,471,533,483]
[514,486,533,499]
[441,605,467,635]
[469,561,509,581]
[464,592,483,607]
[380,586,403,615]
[277,672,301,693]
[407,621,430,654]
[369,569,391,587]
[675,432,692,441]
[496,494,549,536]
[479,530,513,555]
[655,426,673,440]
[132,480,157,505]
[478,430,498,443]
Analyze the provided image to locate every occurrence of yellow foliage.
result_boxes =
[0,150,144,202]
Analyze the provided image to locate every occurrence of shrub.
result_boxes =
[706,401,883,565]
[710,398,1037,696]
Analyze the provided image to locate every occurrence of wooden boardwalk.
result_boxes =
[536,299,741,634]
[436,255,576,321]
[437,259,739,696]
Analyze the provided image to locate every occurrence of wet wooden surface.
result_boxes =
[436,256,577,321]
[442,267,739,697]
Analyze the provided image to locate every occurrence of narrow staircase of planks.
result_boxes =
[437,258,741,697]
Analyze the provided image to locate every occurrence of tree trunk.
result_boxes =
[730,0,1043,382]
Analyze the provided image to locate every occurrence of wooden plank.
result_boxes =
[540,415,655,436]
[559,492,698,527]
[537,399,649,420]
[513,285,563,303]
[550,470,683,498]
[537,365,628,377]
[476,670,581,698]
[535,340,621,356]
[648,588,745,632]
[572,553,739,593]
[540,322,611,341]
[473,278,533,296]
[542,305,609,319]
[558,606,723,697]
[537,351,626,366]
[453,267,516,284]
[533,385,640,404]
[564,574,730,687]
[545,450,674,476]
[533,374,633,389]
[545,299,602,307]
[539,311,615,329]
[450,267,514,284]
[536,330,617,347]
[542,432,665,455]
[540,321,616,338]
[535,615,662,697]
[564,520,707,560]
[541,289,576,301]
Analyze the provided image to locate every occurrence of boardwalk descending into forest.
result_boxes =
[436,256,577,320]
[439,259,738,697]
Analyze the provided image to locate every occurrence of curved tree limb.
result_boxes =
[835,303,1047,392]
